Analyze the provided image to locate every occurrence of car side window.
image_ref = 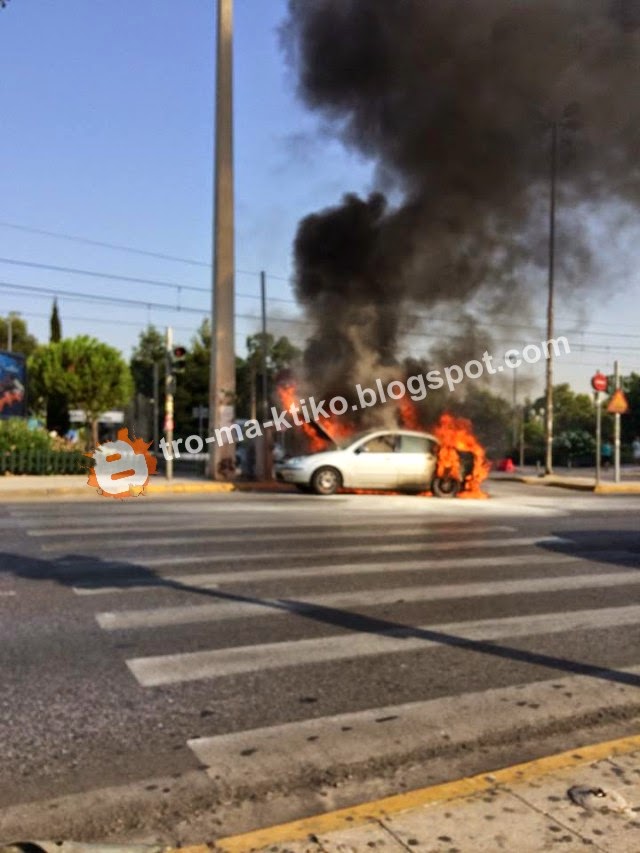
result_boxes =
[399,435,436,454]
[359,434,397,453]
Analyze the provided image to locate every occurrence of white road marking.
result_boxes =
[27,522,516,538]
[0,591,16,597]
[126,603,640,686]
[188,666,640,786]
[71,547,584,596]
[96,569,639,631]
[43,533,571,556]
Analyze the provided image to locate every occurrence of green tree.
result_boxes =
[174,321,210,439]
[130,325,165,398]
[29,336,134,446]
[47,299,69,435]
[0,314,38,357]
[533,383,595,435]
[50,299,62,343]
[236,333,302,418]
[621,372,640,445]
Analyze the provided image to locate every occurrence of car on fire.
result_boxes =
[275,428,472,497]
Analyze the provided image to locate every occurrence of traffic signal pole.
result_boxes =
[595,392,602,487]
[614,360,621,484]
[164,326,174,481]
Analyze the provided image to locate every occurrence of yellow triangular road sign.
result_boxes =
[607,388,629,414]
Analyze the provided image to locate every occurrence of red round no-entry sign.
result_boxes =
[591,372,608,393]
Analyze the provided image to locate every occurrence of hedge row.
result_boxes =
[0,448,88,475]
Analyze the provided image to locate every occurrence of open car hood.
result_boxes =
[309,419,338,447]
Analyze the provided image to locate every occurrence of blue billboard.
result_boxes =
[0,351,27,418]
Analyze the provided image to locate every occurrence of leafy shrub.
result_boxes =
[0,418,53,453]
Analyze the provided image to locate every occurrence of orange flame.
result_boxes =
[277,384,330,451]
[396,396,422,430]
[432,413,491,498]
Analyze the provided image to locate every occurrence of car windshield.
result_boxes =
[335,430,380,449]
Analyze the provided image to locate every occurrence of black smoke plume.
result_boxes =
[283,0,640,403]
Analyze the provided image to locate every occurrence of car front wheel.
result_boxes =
[431,476,461,498]
[311,466,342,496]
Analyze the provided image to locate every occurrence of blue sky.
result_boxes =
[1,0,639,399]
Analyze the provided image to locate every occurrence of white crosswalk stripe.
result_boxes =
[72,551,585,595]
[126,604,640,686]
[39,533,565,554]
[96,569,640,630]
[188,666,640,789]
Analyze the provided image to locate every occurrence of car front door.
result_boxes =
[349,433,399,489]
[395,434,438,490]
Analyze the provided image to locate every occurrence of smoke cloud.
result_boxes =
[283,0,640,403]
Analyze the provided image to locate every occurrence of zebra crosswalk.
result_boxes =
[8,495,640,801]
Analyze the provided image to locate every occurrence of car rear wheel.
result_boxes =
[311,466,342,496]
[431,476,461,498]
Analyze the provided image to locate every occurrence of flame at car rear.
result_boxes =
[432,413,491,499]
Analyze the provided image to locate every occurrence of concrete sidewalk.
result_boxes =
[216,735,640,852]
[0,474,236,499]
[492,464,640,494]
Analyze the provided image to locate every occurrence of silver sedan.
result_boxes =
[276,429,460,496]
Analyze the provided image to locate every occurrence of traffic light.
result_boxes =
[171,345,187,375]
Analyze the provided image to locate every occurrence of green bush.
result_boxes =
[0,418,53,453]
[0,418,87,474]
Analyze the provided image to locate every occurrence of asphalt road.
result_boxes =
[1,481,639,844]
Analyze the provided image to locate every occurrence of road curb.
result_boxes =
[493,474,640,493]
[214,732,640,852]
[0,481,237,500]
[595,482,640,494]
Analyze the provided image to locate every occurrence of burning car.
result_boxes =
[276,427,472,497]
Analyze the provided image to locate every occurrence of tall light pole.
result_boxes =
[544,121,558,475]
[542,103,581,476]
[209,0,236,480]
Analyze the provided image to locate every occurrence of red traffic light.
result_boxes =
[173,346,187,358]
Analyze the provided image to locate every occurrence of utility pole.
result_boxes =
[209,0,236,480]
[595,392,602,487]
[614,360,621,484]
[164,326,174,481]
[152,360,160,461]
[544,120,558,476]
[511,369,518,449]
[6,311,19,352]
[260,271,272,480]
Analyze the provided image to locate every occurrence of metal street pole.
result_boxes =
[595,392,602,487]
[614,360,621,484]
[152,360,159,459]
[164,326,174,481]
[511,369,518,449]
[544,121,558,475]
[260,270,271,480]
[209,0,236,480]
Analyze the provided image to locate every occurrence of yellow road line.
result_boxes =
[215,732,640,852]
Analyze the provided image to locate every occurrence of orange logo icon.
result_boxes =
[86,428,156,499]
